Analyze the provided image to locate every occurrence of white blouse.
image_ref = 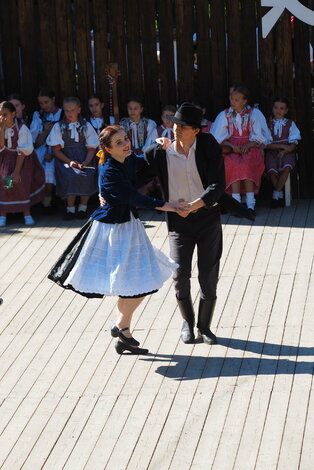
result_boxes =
[0,122,34,156]
[270,118,301,144]
[46,121,99,148]
[30,109,63,142]
[210,107,271,145]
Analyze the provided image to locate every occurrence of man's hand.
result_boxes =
[156,137,172,150]
[99,194,106,206]
[175,198,191,218]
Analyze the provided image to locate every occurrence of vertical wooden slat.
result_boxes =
[55,0,76,99]
[74,0,93,114]
[124,0,143,100]
[139,0,160,121]
[240,0,259,104]
[0,0,20,95]
[91,0,109,118]
[108,0,128,116]
[18,0,39,111]
[37,0,60,99]
[225,0,241,86]
[293,13,313,198]
[175,0,194,102]
[275,11,294,114]
[257,3,275,116]
[156,0,177,106]
[195,0,211,114]
[210,0,227,117]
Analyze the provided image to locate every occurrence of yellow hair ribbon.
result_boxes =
[96,149,106,165]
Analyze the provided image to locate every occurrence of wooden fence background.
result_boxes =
[0,0,313,196]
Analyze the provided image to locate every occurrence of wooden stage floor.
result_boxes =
[0,201,313,470]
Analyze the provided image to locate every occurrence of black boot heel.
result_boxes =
[111,326,140,346]
[114,341,148,355]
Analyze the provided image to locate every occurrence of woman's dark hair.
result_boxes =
[162,104,177,114]
[230,85,250,101]
[0,101,16,113]
[273,96,289,108]
[127,96,144,107]
[38,87,56,99]
[88,94,104,103]
[63,96,81,107]
[7,93,25,104]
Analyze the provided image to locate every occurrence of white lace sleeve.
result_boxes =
[250,108,271,144]
[142,119,158,150]
[29,111,42,142]
[210,111,230,144]
[84,122,99,148]
[46,122,64,148]
[17,125,34,156]
[288,121,301,144]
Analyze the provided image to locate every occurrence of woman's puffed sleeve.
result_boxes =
[210,111,230,144]
[289,121,301,144]
[30,111,42,142]
[46,123,64,148]
[17,125,34,156]
[85,122,99,148]
[249,109,271,145]
[142,119,158,150]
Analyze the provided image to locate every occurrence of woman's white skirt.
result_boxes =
[63,216,177,297]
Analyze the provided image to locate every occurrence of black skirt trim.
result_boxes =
[119,289,158,299]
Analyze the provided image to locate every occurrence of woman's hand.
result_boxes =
[156,137,172,150]
[44,153,53,161]
[69,160,81,169]
[12,171,21,184]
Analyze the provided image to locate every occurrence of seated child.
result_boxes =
[157,105,176,140]
[265,97,301,208]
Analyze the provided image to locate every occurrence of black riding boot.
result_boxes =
[176,295,195,344]
[197,298,217,345]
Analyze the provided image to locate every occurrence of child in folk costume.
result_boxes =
[265,97,301,208]
[120,97,157,156]
[210,85,269,215]
[87,94,106,135]
[7,93,29,126]
[157,105,176,140]
[0,101,45,227]
[47,97,98,220]
[48,125,185,355]
[30,87,63,211]
[120,97,158,195]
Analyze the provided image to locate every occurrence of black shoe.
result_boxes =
[270,199,280,209]
[76,210,88,220]
[111,325,140,346]
[197,329,217,345]
[115,341,148,355]
[181,320,195,343]
[247,208,256,219]
[63,212,75,221]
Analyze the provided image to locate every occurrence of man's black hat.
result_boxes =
[166,102,204,128]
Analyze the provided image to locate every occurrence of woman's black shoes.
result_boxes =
[111,326,140,346]
[115,341,148,355]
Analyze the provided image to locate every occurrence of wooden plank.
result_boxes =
[225,0,242,86]
[17,0,39,111]
[275,10,294,112]
[139,0,160,122]
[210,0,228,116]
[124,0,143,99]
[73,0,93,112]
[257,4,275,115]
[156,0,177,106]
[194,0,211,111]
[107,0,128,113]
[55,0,76,97]
[91,0,109,113]
[0,0,20,95]
[240,0,259,103]
[37,0,60,98]
[174,0,195,102]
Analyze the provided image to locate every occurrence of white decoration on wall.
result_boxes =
[261,0,314,38]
